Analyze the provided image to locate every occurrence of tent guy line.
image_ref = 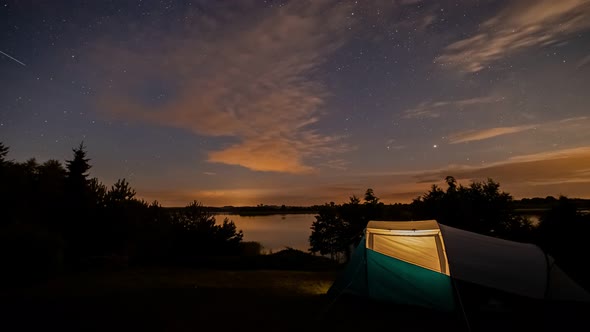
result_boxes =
[0,50,26,66]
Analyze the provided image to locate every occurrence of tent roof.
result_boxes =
[439,224,548,299]
[367,220,439,231]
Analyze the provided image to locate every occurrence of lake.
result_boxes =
[216,213,546,254]
[216,213,316,253]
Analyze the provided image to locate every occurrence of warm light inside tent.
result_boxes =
[365,220,450,275]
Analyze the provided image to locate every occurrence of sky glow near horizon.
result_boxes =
[2,0,590,206]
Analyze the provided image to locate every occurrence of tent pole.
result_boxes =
[452,278,472,332]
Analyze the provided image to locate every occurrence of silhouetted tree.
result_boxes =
[64,142,93,227]
[0,142,9,165]
[215,217,243,254]
[310,189,387,261]
[309,203,347,261]
[36,159,67,229]
[445,175,457,191]
[412,177,532,240]
[66,142,90,172]
[364,188,379,205]
[0,147,23,223]
[107,179,136,203]
[169,201,243,261]
[0,142,11,225]
[132,200,175,264]
[0,144,66,283]
[63,142,95,261]
[88,177,107,208]
[5,158,41,224]
[65,142,91,200]
[94,178,150,257]
[341,195,369,247]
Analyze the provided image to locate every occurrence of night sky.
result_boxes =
[2,0,590,206]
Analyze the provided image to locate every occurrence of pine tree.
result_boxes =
[107,179,136,203]
[66,143,91,188]
[63,143,94,261]
[0,142,8,165]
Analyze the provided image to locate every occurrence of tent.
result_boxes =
[328,220,590,312]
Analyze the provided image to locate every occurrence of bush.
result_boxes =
[240,241,265,256]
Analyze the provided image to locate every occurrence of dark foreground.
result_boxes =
[1,268,587,332]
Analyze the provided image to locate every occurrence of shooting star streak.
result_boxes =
[0,50,26,66]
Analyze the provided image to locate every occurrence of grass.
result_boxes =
[1,268,457,331]
[2,267,587,332]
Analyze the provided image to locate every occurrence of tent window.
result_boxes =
[370,234,443,273]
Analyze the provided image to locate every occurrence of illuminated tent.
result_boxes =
[328,220,590,312]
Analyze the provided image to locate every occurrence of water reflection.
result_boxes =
[522,214,540,226]
[216,214,316,253]
[217,213,545,253]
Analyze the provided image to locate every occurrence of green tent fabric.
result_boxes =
[329,233,455,312]
[328,220,590,313]
[366,249,454,311]
[328,236,368,297]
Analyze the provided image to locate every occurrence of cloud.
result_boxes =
[90,1,353,174]
[413,146,590,194]
[577,54,590,69]
[448,125,536,144]
[403,96,503,119]
[137,145,590,206]
[318,159,351,171]
[447,116,590,144]
[437,0,590,72]
[506,146,590,164]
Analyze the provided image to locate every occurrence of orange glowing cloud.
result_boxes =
[208,139,314,174]
[89,1,353,174]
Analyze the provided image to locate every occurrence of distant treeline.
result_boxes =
[514,196,590,211]
[164,205,319,216]
[167,197,590,217]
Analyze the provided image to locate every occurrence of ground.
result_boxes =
[1,268,586,332]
